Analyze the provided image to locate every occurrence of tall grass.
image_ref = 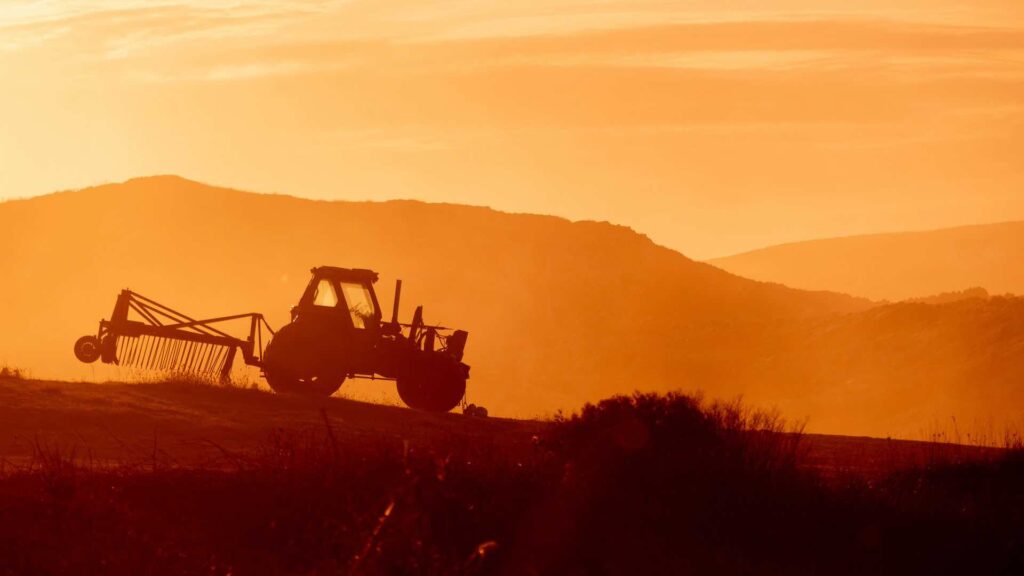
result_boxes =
[0,365,25,379]
[0,391,1020,575]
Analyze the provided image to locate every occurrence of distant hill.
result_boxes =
[907,287,990,305]
[1,176,1022,436]
[709,222,1024,301]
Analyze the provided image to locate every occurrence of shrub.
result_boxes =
[0,365,24,379]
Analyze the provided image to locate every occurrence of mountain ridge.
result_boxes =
[2,176,1021,436]
[710,221,1024,301]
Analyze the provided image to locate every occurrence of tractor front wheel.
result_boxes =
[397,363,466,413]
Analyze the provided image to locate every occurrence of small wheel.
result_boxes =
[74,336,102,363]
[397,361,466,413]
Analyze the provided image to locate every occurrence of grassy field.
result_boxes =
[0,376,1020,574]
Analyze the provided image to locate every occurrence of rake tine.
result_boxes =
[184,341,195,373]
[177,340,186,372]
[195,343,207,375]
[134,336,144,368]
[176,341,187,373]
[154,337,167,371]
[126,337,139,367]
[121,337,131,366]
[213,347,223,377]
[203,346,216,377]
[137,337,146,367]
[163,339,173,371]
[192,342,203,374]
[167,340,176,371]
[203,344,214,376]
[153,337,164,371]
[214,347,227,377]
[137,335,147,369]
[171,339,182,371]
[219,347,234,383]
[221,347,232,378]
[172,340,180,371]
[213,346,225,377]
[216,347,227,377]
[183,341,194,374]
[209,345,219,376]
[157,336,169,366]
[143,336,156,370]
[188,342,201,374]
[201,346,212,377]
[150,337,160,371]
[134,336,144,367]
[169,339,179,371]
[193,343,205,376]
[123,334,133,364]
[208,345,219,377]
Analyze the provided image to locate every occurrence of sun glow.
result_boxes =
[1,1,1023,258]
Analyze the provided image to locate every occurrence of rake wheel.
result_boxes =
[74,335,102,363]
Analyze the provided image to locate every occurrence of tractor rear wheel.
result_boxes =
[74,336,102,363]
[263,323,345,397]
[397,362,466,413]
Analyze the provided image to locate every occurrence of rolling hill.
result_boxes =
[1,176,1022,436]
[709,222,1024,301]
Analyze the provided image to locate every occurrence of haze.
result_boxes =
[6,176,1024,438]
[2,0,1023,258]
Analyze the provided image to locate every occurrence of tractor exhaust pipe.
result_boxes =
[391,279,402,325]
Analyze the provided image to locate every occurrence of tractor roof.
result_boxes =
[311,266,380,283]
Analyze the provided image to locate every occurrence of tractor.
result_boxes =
[73,267,470,413]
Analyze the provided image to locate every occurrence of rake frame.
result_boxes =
[92,290,274,382]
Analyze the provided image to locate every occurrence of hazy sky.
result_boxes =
[1,0,1022,258]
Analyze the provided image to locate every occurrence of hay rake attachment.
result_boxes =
[74,290,274,382]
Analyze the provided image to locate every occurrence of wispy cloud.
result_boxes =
[0,22,68,51]
[2,1,1023,256]
[131,59,355,82]
[0,1,330,29]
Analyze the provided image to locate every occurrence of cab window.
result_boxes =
[312,279,338,307]
[340,281,375,328]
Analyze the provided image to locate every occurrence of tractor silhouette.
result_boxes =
[74,267,470,413]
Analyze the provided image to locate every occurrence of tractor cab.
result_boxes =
[294,267,383,331]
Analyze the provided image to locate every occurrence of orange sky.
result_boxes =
[1,1,1022,258]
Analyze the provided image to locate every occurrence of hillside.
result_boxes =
[2,176,1023,436]
[1,377,1019,575]
[0,377,997,478]
[709,222,1024,301]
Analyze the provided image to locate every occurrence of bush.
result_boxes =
[0,365,24,379]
